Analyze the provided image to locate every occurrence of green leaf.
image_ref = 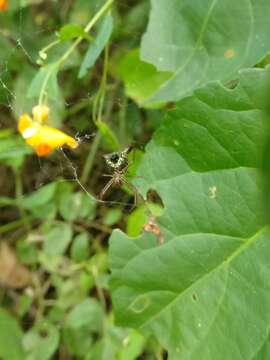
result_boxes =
[141,0,270,102]
[17,294,32,318]
[104,208,122,226]
[44,223,73,256]
[117,330,145,360]
[17,239,38,265]
[109,68,270,359]
[71,232,90,262]
[63,299,103,357]
[0,309,24,360]
[262,127,270,223]
[22,182,57,210]
[65,298,103,331]
[59,191,96,221]
[59,24,91,42]
[58,190,81,221]
[126,206,148,237]
[86,337,114,360]
[51,277,84,309]
[127,203,163,237]
[117,49,172,107]
[23,322,59,360]
[31,202,57,220]
[78,192,97,218]
[27,63,59,100]
[79,13,113,78]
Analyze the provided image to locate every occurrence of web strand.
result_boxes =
[59,148,136,209]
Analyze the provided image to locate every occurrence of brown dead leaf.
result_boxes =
[0,241,32,289]
[143,217,164,245]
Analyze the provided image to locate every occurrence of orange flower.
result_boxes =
[18,111,78,157]
[0,0,8,11]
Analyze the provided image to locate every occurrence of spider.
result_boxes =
[99,146,142,207]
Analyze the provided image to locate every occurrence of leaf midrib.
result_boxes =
[162,0,218,83]
[152,0,255,101]
[138,226,268,330]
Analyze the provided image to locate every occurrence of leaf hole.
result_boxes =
[192,293,198,302]
[146,189,164,208]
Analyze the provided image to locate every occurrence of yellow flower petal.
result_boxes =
[28,124,78,150]
[32,105,50,123]
[18,114,33,135]
[18,111,78,157]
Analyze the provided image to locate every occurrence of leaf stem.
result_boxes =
[0,217,31,234]
[80,132,102,184]
[91,265,107,334]
[38,0,114,105]
[80,45,111,184]
[39,39,60,57]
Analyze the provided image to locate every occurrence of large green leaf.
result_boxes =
[109,68,270,359]
[141,0,270,102]
[117,49,172,107]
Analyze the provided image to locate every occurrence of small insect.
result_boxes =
[100,146,141,207]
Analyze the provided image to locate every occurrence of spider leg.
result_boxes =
[100,177,115,200]
[120,164,129,174]
[122,178,143,209]
[102,174,113,178]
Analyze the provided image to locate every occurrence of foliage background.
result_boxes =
[1,0,270,359]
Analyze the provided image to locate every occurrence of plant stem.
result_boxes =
[91,265,107,334]
[97,45,109,121]
[119,93,128,145]
[39,39,60,55]
[80,46,111,184]
[0,218,31,234]
[80,131,102,184]
[38,0,114,105]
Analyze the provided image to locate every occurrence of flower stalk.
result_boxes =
[38,0,114,105]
